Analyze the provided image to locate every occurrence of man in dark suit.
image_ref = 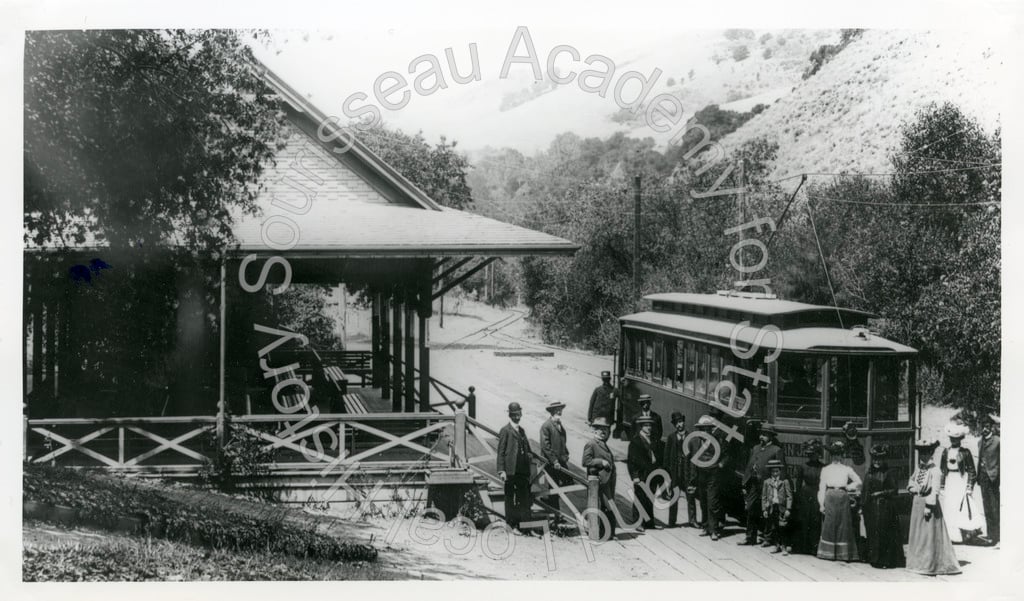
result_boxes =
[625,394,664,442]
[588,371,617,424]
[739,422,785,546]
[689,414,727,540]
[539,401,571,518]
[582,417,617,539]
[497,401,533,534]
[663,411,698,527]
[977,414,1000,545]
[628,415,662,532]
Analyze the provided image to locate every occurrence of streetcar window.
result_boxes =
[828,356,869,427]
[777,355,824,421]
[709,347,722,394]
[673,340,685,390]
[874,357,910,422]
[653,338,664,383]
[696,344,708,398]
[684,341,696,394]
[664,338,676,388]
[644,338,653,380]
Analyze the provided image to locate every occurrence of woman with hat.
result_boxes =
[939,422,985,544]
[907,439,961,575]
[862,444,905,568]
[816,440,862,561]
[792,439,825,555]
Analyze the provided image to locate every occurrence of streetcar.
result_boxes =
[615,290,920,520]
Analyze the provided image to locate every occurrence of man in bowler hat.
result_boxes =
[663,411,698,527]
[497,401,533,534]
[628,414,662,532]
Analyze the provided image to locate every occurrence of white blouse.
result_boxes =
[817,462,862,507]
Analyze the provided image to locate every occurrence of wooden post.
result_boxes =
[371,291,382,386]
[418,314,430,412]
[454,409,467,466]
[587,475,601,540]
[404,303,415,412]
[118,427,125,466]
[45,301,56,399]
[466,386,476,419]
[217,261,227,450]
[391,292,402,412]
[381,294,391,400]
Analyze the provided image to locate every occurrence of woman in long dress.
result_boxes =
[817,440,862,561]
[862,444,905,568]
[907,439,961,575]
[792,439,825,555]
[940,423,985,544]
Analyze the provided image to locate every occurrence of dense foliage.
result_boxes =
[25,29,286,251]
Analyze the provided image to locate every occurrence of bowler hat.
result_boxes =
[635,415,656,426]
[766,459,784,470]
[545,401,566,414]
[601,371,612,379]
[591,417,611,429]
[507,402,523,414]
[638,394,652,404]
[670,411,685,425]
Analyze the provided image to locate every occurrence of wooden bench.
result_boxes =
[342,393,369,415]
[332,351,373,387]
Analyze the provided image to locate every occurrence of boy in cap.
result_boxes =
[540,401,572,518]
[497,401,533,534]
[761,458,793,554]
[588,371,617,425]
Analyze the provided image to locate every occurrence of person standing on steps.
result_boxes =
[540,401,572,520]
[582,417,618,540]
[627,415,662,532]
[739,423,785,547]
[497,401,533,535]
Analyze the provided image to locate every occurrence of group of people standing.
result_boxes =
[500,372,1000,579]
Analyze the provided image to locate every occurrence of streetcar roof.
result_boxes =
[644,292,876,319]
[620,311,918,354]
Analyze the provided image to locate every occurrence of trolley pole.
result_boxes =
[633,174,641,310]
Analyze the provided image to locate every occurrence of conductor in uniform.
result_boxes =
[739,423,785,546]
[582,417,618,539]
[497,401,533,535]
[588,371,617,425]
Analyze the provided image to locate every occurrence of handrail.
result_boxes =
[28,416,219,426]
[234,412,454,423]
[465,416,588,487]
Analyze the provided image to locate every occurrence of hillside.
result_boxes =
[713,29,1006,183]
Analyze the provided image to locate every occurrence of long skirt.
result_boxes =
[906,496,961,575]
[940,470,985,543]
[793,484,823,555]
[863,494,906,568]
[817,489,859,561]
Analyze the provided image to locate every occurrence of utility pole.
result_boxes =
[737,160,745,291]
[633,174,641,310]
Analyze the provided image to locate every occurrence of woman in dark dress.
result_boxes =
[862,444,906,568]
[792,439,825,555]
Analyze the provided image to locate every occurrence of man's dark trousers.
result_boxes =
[743,479,762,543]
[979,470,1000,543]
[505,474,531,529]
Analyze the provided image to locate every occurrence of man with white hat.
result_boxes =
[688,414,726,540]
[540,401,571,518]
[497,401,533,534]
[626,394,664,442]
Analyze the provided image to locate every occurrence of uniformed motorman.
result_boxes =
[588,371,617,425]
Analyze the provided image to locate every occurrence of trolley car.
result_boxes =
[616,291,920,518]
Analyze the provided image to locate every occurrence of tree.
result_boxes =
[25,30,286,252]
[356,125,474,210]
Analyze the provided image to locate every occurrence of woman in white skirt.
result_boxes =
[940,422,985,544]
